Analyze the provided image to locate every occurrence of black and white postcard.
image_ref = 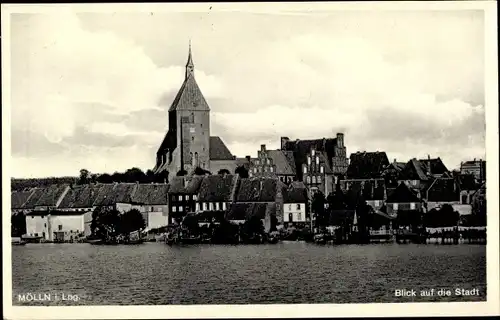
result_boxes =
[2,1,499,319]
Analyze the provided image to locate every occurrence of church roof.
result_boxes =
[167,74,210,112]
[209,136,234,160]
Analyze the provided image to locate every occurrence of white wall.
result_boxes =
[283,202,307,223]
[50,215,85,234]
[25,215,49,239]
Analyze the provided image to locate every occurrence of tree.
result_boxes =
[182,214,200,236]
[311,191,327,228]
[120,209,146,241]
[241,215,265,242]
[91,206,121,242]
[235,165,249,178]
[96,173,113,184]
[78,169,90,185]
[123,168,147,183]
[218,169,231,175]
[11,212,26,237]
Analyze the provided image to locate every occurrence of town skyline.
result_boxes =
[9,10,485,178]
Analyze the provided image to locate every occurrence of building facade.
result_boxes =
[248,144,296,184]
[460,159,486,182]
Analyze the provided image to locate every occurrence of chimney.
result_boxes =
[261,144,266,152]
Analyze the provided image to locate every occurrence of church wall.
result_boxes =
[175,109,210,172]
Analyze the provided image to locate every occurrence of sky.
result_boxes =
[8,7,486,178]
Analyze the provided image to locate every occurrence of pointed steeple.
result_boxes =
[185,40,194,79]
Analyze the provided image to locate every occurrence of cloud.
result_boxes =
[9,10,485,177]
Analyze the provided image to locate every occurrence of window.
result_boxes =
[288,204,292,210]
[258,167,261,173]
[209,203,214,211]
[267,159,270,165]
[320,166,324,174]
[374,200,380,207]
[296,204,301,210]
[254,168,257,173]
[42,232,45,238]
[195,203,200,211]
[270,167,273,172]
[264,167,268,172]
[191,136,194,141]
[304,167,308,174]
[312,176,316,184]
[215,202,220,210]
[41,215,44,219]
[201,203,206,211]
[58,225,62,231]
[316,157,319,165]
[461,194,468,204]
[317,176,322,183]
[307,156,311,165]
[410,203,415,210]
[288,213,293,222]
[393,203,399,211]
[172,207,177,212]
[179,195,183,201]
[256,160,260,165]
[306,176,311,184]
[44,223,47,228]
[193,194,197,201]
[222,202,227,210]
[296,213,301,221]
[179,206,184,212]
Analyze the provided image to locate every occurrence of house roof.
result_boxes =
[226,202,269,221]
[58,184,104,208]
[168,74,210,112]
[131,184,169,205]
[417,157,449,175]
[198,174,237,202]
[266,150,296,175]
[399,158,449,181]
[91,184,117,206]
[386,182,422,203]
[425,178,459,202]
[168,175,204,194]
[99,183,137,206]
[234,178,278,202]
[283,185,308,203]
[11,190,35,209]
[346,151,390,179]
[209,136,234,161]
[25,184,69,207]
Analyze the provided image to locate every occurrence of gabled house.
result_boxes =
[168,175,204,224]
[280,133,348,182]
[248,144,296,184]
[381,158,407,189]
[398,156,450,192]
[385,182,424,217]
[342,151,389,195]
[302,146,335,196]
[282,182,308,227]
[196,174,238,213]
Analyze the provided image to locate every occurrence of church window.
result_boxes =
[306,176,311,184]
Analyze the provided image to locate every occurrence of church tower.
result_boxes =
[153,43,211,180]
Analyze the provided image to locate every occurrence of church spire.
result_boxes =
[185,40,194,79]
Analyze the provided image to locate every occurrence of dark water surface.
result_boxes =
[12,242,486,305]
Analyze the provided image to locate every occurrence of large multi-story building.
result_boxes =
[460,159,486,182]
[153,44,237,180]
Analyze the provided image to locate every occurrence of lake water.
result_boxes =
[12,242,486,305]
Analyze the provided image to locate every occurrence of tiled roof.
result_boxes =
[426,178,459,202]
[198,174,237,202]
[416,158,449,176]
[266,150,296,175]
[234,178,278,202]
[99,183,137,206]
[386,182,422,203]
[156,130,176,157]
[92,184,117,206]
[30,184,69,207]
[168,74,210,112]
[11,190,35,209]
[131,184,169,205]
[346,151,390,179]
[209,136,234,160]
[168,175,204,194]
[283,186,308,203]
[226,203,268,221]
[58,184,103,208]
